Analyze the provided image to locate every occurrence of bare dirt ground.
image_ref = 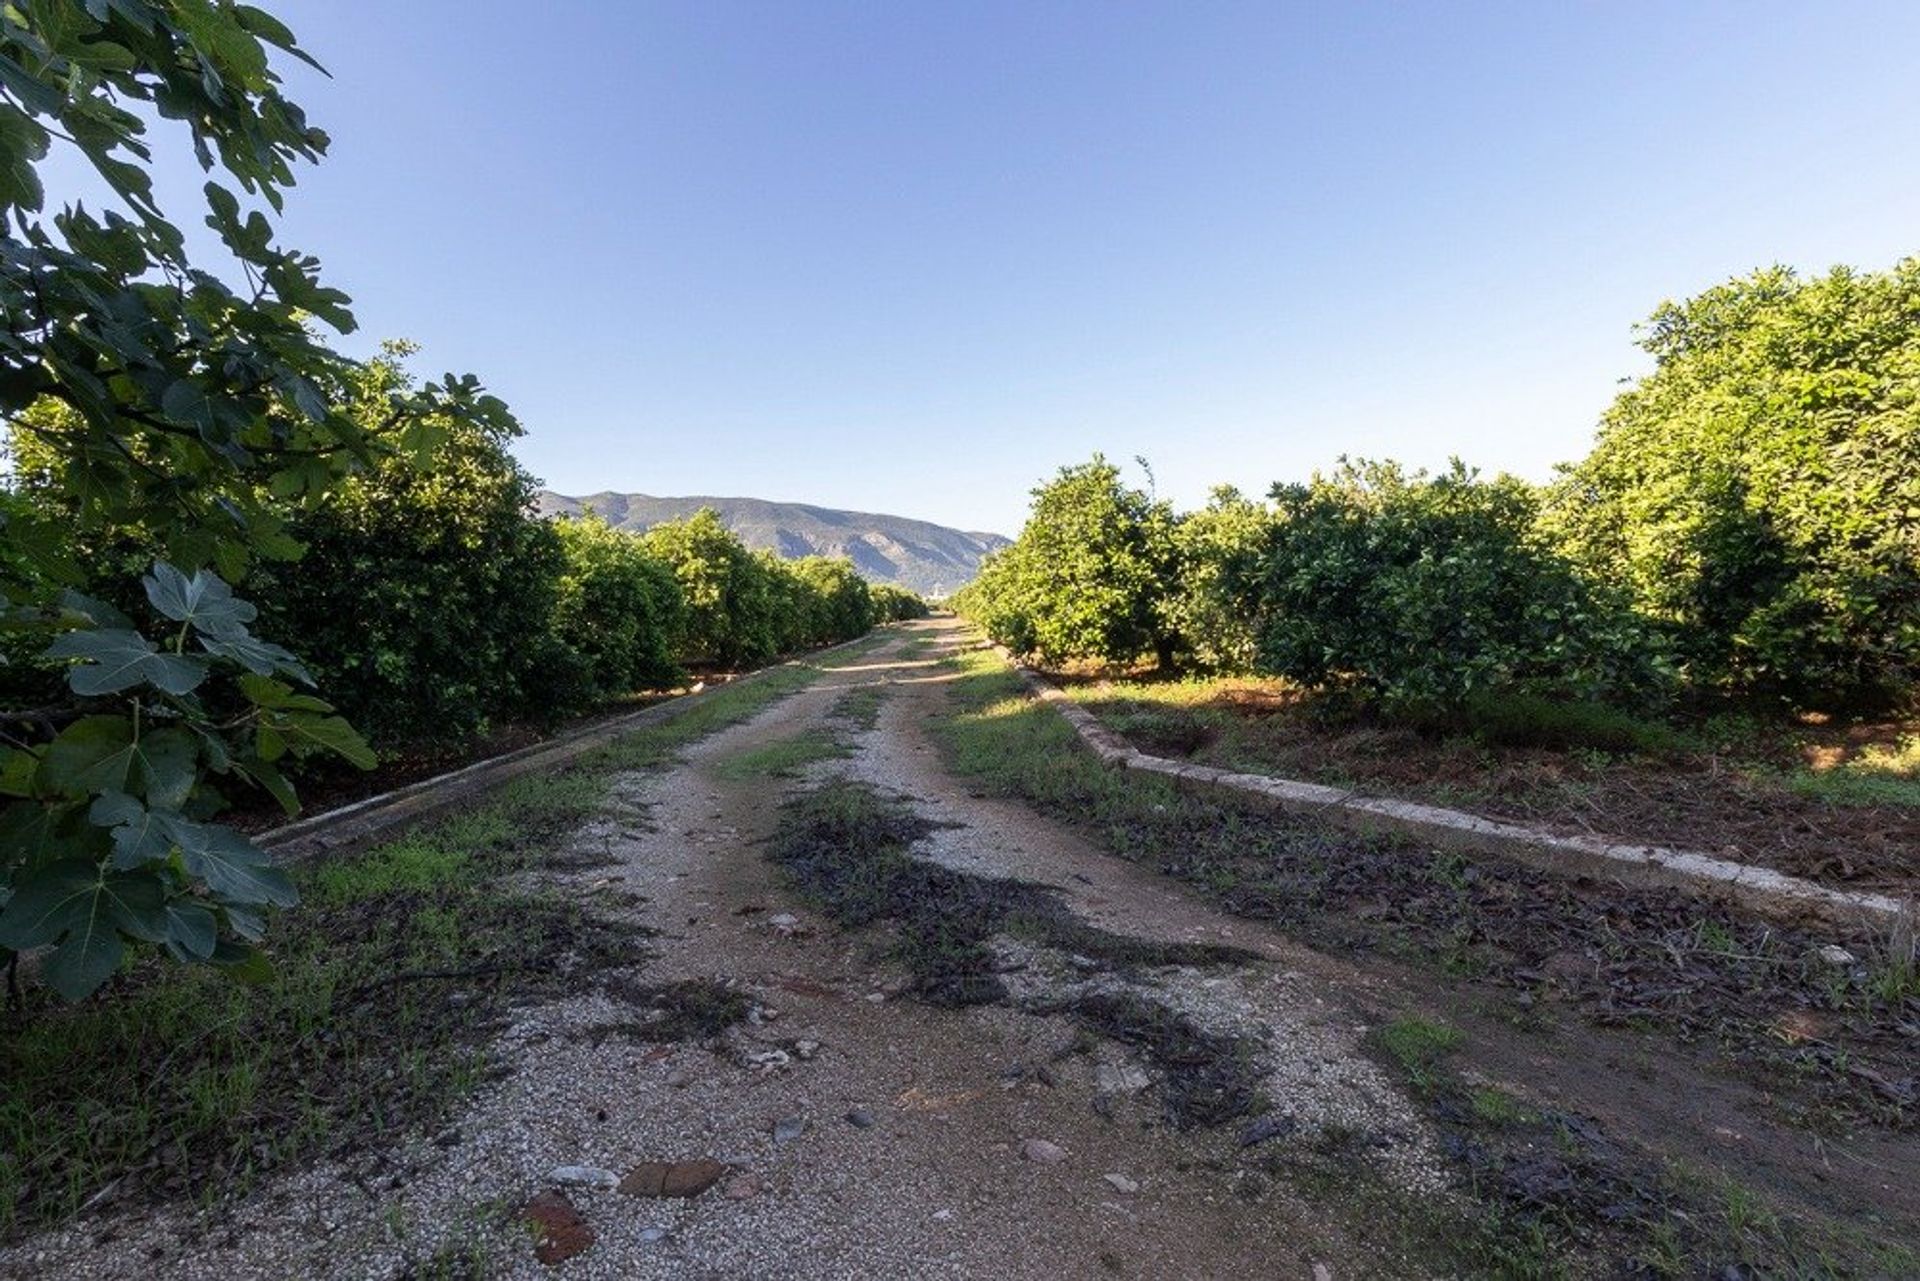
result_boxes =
[4,621,1914,1279]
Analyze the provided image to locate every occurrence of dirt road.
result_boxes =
[6,619,1912,1279]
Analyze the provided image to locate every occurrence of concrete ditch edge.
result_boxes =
[993,648,1911,932]
[259,632,882,864]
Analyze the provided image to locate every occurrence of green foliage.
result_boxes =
[955,456,1182,668]
[640,508,780,666]
[1238,460,1671,710]
[4,565,371,1001]
[639,509,876,666]
[1165,485,1272,671]
[788,555,877,645]
[249,347,565,747]
[550,514,686,704]
[1546,260,1920,707]
[0,2,507,999]
[870,583,931,622]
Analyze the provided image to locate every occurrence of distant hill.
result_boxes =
[535,491,1010,597]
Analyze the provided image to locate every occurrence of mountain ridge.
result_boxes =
[534,491,1009,596]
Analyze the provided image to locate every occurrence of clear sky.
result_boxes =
[102,3,1920,534]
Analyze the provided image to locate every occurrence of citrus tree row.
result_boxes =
[957,257,1920,719]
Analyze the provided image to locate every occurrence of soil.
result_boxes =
[3,621,1914,1279]
[1067,676,1920,895]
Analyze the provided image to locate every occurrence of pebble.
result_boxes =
[1095,1062,1151,1095]
[666,1069,694,1088]
[723,1173,762,1200]
[773,1115,807,1144]
[845,1108,876,1129]
[1103,1173,1140,1194]
[1313,1264,1335,1281]
[549,1165,620,1189]
[1021,1138,1068,1164]
[1814,944,1857,967]
[640,1228,667,1244]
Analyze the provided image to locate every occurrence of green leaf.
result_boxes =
[40,717,196,806]
[197,629,311,683]
[0,862,167,1000]
[45,628,206,696]
[270,710,375,770]
[232,755,299,816]
[237,673,332,712]
[142,563,257,638]
[40,715,132,794]
[154,814,297,907]
[88,792,173,868]
[161,901,218,961]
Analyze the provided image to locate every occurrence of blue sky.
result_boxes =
[79,3,1920,533]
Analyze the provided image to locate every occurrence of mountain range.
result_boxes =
[534,491,1010,596]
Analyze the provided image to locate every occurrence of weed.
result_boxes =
[1373,1016,1463,1092]
[712,733,849,780]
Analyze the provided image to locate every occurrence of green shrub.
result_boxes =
[954,456,1182,668]
[549,515,686,703]
[253,350,566,748]
[640,509,781,667]
[1545,260,1920,708]
[789,555,877,645]
[1235,460,1672,711]
[870,583,932,622]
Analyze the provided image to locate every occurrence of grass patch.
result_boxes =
[830,682,887,730]
[712,732,850,780]
[768,779,1248,1008]
[1373,1015,1463,1093]
[1789,733,1920,807]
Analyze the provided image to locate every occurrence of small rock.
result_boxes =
[1103,1172,1140,1194]
[845,1108,876,1129]
[932,1209,953,1221]
[523,1190,594,1264]
[1021,1138,1068,1164]
[864,992,886,1003]
[772,1115,807,1144]
[1095,1062,1151,1095]
[665,1069,693,1089]
[795,1039,820,1059]
[619,1158,729,1198]
[1813,944,1857,967]
[549,1165,620,1189]
[768,913,800,930]
[639,1227,666,1243]
[1313,1264,1335,1281]
[723,1173,761,1200]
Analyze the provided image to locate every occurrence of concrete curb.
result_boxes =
[259,632,882,864]
[994,649,1911,932]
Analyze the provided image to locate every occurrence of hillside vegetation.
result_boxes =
[538,491,1009,596]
